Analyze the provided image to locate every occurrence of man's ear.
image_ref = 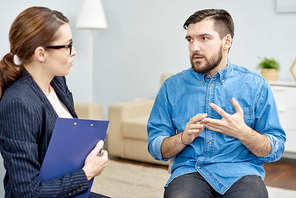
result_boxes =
[33,46,47,63]
[223,34,232,51]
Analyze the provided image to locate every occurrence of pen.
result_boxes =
[98,148,103,157]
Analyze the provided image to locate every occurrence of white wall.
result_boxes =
[1,0,296,118]
[92,0,296,117]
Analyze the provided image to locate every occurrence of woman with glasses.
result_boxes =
[0,7,108,197]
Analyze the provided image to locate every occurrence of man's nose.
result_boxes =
[190,40,201,52]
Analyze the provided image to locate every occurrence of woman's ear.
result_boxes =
[33,46,47,63]
[223,34,232,51]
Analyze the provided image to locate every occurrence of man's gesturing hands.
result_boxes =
[201,98,249,140]
[182,98,249,145]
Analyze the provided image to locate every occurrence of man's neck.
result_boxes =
[208,56,228,77]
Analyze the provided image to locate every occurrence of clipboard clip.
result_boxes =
[73,122,95,127]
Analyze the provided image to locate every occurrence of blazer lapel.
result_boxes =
[23,71,58,120]
[51,78,77,118]
[23,70,77,118]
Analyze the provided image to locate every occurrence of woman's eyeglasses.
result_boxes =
[46,43,73,55]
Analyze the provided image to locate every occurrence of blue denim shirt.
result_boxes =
[147,62,286,194]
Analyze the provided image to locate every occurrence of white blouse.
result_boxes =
[45,87,73,118]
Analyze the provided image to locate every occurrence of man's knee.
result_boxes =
[224,175,268,198]
[164,173,215,198]
[164,187,196,198]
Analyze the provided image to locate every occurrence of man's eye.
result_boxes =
[202,36,209,41]
[186,38,192,42]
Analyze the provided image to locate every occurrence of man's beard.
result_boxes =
[191,47,223,74]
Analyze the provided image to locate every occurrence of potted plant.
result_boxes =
[258,57,280,81]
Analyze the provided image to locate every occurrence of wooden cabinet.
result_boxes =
[270,81,296,155]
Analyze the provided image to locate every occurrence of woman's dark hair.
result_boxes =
[0,6,69,98]
[183,9,234,39]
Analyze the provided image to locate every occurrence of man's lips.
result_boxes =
[192,55,204,60]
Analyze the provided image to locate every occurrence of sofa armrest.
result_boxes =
[74,103,103,120]
[107,99,154,157]
[109,99,154,119]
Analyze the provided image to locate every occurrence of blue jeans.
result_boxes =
[164,172,268,198]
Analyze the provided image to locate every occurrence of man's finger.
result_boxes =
[201,117,223,126]
[203,123,221,133]
[189,113,207,123]
[188,123,204,129]
[209,103,229,118]
[232,98,243,114]
[188,129,202,133]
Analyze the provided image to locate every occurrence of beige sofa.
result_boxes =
[74,103,103,120]
[107,74,174,165]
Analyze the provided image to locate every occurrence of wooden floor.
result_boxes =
[264,158,296,190]
[111,156,296,190]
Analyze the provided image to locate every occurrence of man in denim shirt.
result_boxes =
[147,9,285,198]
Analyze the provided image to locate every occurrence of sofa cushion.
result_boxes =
[74,103,102,120]
[123,138,168,165]
[121,116,149,140]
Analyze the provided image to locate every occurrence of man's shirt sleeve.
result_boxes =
[254,81,286,162]
[147,82,176,161]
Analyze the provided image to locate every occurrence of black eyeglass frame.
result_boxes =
[46,43,73,55]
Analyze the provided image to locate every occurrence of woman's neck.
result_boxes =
[24,63,53,95]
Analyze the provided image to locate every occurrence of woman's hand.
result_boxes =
[82,140,108,181]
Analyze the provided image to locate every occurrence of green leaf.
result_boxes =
[258,57,280,70]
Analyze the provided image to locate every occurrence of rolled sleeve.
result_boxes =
[148,136,169,161]
[254,81,286,162]
[258,134,285,162]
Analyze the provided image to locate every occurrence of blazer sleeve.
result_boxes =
[0,98,89,198]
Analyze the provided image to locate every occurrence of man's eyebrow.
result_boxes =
[200,33,212,37]
[186,33,213,39]
[185,35,191,39]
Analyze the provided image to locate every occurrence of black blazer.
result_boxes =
[0,71,90,197]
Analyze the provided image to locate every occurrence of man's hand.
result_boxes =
[181,113,207,145]
[201,98,272,157]
[160,113,207,159]
[200,98,249,139]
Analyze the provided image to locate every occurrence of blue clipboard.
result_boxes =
[39,118,109,198]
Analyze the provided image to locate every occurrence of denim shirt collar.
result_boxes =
[190,59,233,84]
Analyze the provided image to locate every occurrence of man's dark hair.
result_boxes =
[183,9,234,39]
